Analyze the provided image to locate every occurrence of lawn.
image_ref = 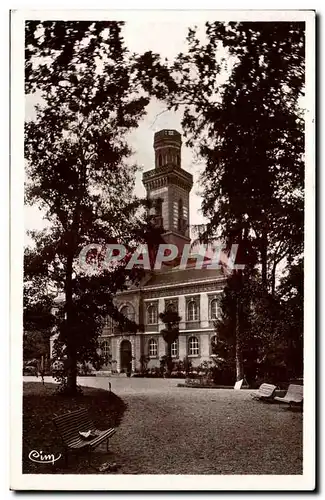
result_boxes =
[23,382,127,474]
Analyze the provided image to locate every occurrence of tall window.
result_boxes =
[120,304,135,322]
[166,303,177,313]
[156,198,162,216]
[158,154,162,166]
[147,304,158,325]
[177,155,180,166]
[178,198,183,217]
[188,336,199,356]
[178,199,184,232]
[149,338,158,357]
[211,335,218,348]
[171,340,178,358]
[187,301,198,321]
[210,299,218,320]
[101,340,110,357]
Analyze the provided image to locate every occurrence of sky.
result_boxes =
[24,19,211,246]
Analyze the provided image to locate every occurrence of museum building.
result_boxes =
[98,129,227,374]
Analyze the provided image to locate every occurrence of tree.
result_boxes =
[163,21,304,381]
[23,270,56,363]
[25,21,160,394]
[159,310,181,376]
[170,21,304,288]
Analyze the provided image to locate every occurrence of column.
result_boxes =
[115,338,121,373]
[178,335,187,360]
[131,339,136,372]
[158,297,164,324]
[158,336,166,358]
[200,334,210,361]
[200,293,209,328]
[178,295,186,330]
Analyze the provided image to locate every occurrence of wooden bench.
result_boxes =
[53,408,116,466]
[274,384,303,407]
[251,383,276,401]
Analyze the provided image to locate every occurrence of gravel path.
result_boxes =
[24,376,303,475]
[110,387,302,475]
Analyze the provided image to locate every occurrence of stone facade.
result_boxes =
[98,129,226,374]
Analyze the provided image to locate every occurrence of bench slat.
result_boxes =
[252,383,276,400]
[274,384,303,404]
[53,409,116,450]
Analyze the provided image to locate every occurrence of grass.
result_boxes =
[23,382,127,474]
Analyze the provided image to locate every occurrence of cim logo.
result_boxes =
[28,449,61,465]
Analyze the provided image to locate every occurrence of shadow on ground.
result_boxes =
[23,382,127,474]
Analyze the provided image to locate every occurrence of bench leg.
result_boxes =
[88,448,92,466]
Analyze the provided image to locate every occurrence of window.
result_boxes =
[210,299,219,320]
[177,155,180,166]
[120,304,135,322]
[178,199,185,232]
[166,302,177,313]
[210,335,218,356]
[149,338,158,357]
[101,340,110,357]
[171,340,178,358]
[178,198,183,217]
[187,301,198,321]
[156,198,162,216]
[147,304,158,325]
[158,154,162,166]
[211,335,218,348]
[188,336,199,356]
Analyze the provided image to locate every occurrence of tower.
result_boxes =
[142,129,193,257]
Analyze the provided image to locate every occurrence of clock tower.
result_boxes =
[142,129,193,257]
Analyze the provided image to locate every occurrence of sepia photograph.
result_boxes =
[10,8,315,491]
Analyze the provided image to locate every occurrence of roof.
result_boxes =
[143,265,225,288]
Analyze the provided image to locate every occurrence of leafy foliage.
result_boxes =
[165,22,305,382]
[25,21,161,393]
[159,310,181,376]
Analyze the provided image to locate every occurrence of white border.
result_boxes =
[10,8,315,491]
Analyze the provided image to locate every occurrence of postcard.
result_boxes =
[10,8,315,491]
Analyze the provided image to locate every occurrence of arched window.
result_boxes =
[188,336,199,356]
[120,304,135,322]
[166,303,177,313]
[147,305,158,325]
[171,340,178,358]
[149,338,158,357]
[187,301,198,321]
[158,154,162,167]
[210,299,219,320]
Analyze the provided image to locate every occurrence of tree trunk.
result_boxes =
[65,252,78,394]
[166,342,172,377]
[261,229,268,293]
[271,259,277,297]
[235,294,244,381]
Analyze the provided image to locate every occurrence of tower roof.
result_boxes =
[154,129,181,143]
